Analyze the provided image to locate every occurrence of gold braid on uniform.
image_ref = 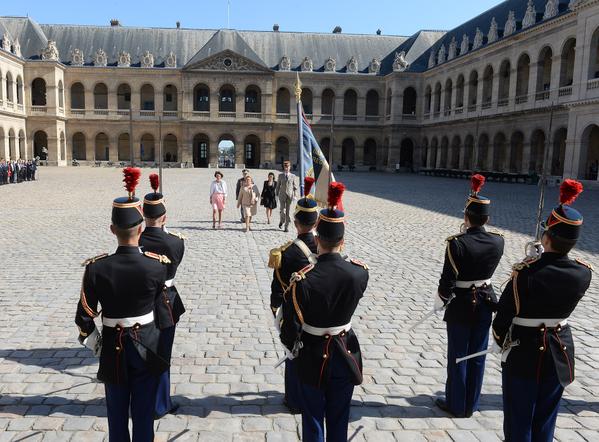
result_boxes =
[446,239,459,276]
[80,270,98,318]
[291,283,305,325]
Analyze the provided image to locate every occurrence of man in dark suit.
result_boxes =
[276,161,298,232]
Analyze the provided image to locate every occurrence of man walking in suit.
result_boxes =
[276,161,298,232]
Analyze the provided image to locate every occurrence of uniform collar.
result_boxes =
[467,226,486,234]
[297,232,314,242]
[540,251,569,261]
[116,245,142,254]
[144,226,164,234]
[317,252,343,262]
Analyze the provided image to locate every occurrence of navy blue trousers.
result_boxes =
[445,320,490,416]
[502,368,563,442]
[298,353,355,442]
[105,337,159,442]
[284,358,302,409]
[155,325,176,416]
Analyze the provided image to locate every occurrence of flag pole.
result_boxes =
[294,72,304,196]
[328,97,335,186]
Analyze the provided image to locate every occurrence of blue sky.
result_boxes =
[8,0,501,35]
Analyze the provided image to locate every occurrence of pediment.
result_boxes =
[184,50,272,72]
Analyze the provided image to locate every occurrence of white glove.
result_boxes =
[433,292,445,312]
[525,242,544,259]
[82,328,102,357]
[489,341,502,354]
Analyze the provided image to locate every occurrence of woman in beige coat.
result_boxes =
[236,175,260,232]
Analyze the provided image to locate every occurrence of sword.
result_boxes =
[407,294,455,332]
[456,339,519,364]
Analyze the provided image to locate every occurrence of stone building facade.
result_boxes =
[1,0,599,183]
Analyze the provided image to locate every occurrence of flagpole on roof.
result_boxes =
[294,72,304,196]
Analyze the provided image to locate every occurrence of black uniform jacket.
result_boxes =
[281,253,369,389]
[75,246,169,384]
[438,226,504,323]
[140,227,186,328]
[492,253,592,387]
[270,232,317,313]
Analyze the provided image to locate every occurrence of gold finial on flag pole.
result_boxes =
[294,72,302,101]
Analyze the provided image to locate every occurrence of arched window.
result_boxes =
[275,137,290,165]
[276,87,290,114]
[192,133,209,167]
[444,80,453,113]
[18,130,25,159]
[140,84,155,110]
[455,75,465,109]
[430,137,438,168]
[245,85,261,113]
[118,133,130,161]
[464,135,474,170]
[510,131,525,173]
[341,138,355,166]
[579,125,599,179]
[58,80,64,109]
[560,39,576,88]
[94,83,108,110]
[588,28,599,79]
[450,136,461,169]
[477,134,489,170]
[552,128,567,176]
[219,85,236,113]
[33,131,48,159]
[536,47,553,100]
[364,138,377,166]
[117,84,131,110]
[343,89,357,116]
[529,129,546,173]
[366,90,379,116]
[400,139,414,170]
[244,135,260,168]
[498,60,511,106]
[163,84,178,111]
[163,134,178,162]
[16,76,23,105]
[141,134,156,162]
[193,84,210,112]
[482,65,494,107]
[468,70,478,107]
[424,85,432,114]
[31,78,47,106]
[72,132,86,160]
[0,69,3,101]
[421,138,429,168]
[5,72,13,102]
[321,89,335,115]
[403,87,417,115]
[301,88,313,114]
[516,54,531,102]
[95,133,109,161]
[71,82,85,109]
[440,137,449,168]
[433,83,441,113]
[493,132,507,171]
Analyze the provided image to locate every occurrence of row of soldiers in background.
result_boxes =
[75,169,185,441]
[0,158,37,184]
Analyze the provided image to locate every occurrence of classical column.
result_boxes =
[180,140,192,165]
[85,134,94,161]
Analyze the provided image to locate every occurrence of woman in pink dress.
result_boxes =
[210,171,228,229]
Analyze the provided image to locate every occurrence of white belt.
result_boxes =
[165,279,174,288]
[512,317,568,328]
[455,279,492,289]
[102,311,154,328]
[302,322,351,336]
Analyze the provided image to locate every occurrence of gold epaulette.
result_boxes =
[446,232,464,242]
[350,258,369,270]
[168,231,186,240]
[81,253,109,267]
[268,241,293,269]
[290,264,314,284]
[576,258,594,271]
[144,251,171,264]
[512,256,540,272]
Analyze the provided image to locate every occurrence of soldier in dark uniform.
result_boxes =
[493,180,592,442]
[75,167,170,442]
[269,177,318,413]
[139,173,186,419]
[280,182,369,442]
[435,174,505,418]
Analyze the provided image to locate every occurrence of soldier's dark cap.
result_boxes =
[465,174,490,216]
[112,168,144,229]
[542,180,584,242]
[143,173,166,218]
[295,176,318,225]
[316,182,346,241]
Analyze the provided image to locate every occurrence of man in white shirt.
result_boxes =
[275,161,298,232]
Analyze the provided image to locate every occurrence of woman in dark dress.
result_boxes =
[261,172,277,224]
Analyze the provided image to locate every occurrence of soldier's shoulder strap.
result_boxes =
[575,258,594,272]
[168,231,187,240]
[290,264,315,285]
[512,256,540,272]
[349,258,369,270]
[143,251,171,264]
[268,241,293,269]
[446,232,464,242]
[81,253,109,267]
[293,238,317,265]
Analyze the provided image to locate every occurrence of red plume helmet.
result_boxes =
[470,174,485,195]
[328,182,346,210]
[559,179,583,206]
[123,167,141,199]
[149,173,160,193]
[304,176,315,196]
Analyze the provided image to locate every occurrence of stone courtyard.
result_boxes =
[0,167,598,442]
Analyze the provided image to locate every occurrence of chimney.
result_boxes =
[273,24,280,32]
[176,21,181,29]
[333,26,342,34]
[110,19,121,27]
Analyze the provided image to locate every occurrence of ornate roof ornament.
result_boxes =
[165,51,177,68]
[2,34,11,52]
[279,55,291,71]
[569,0,584,9]
[13,39,21,57]
[117,51,131,67]
[140,50,154,68]
[428,50,436,69]
[473,28,484,50]
[488,17,499,44]
[523,0,537,29]
[324,57,336,72]
[460,34,470,55]
[369,57,381,74]
[41,40,59,61]
[393,51,409,72]
[437,44,446,64]
[504,11,517,37]
[347,56,358,73]
[544,0,559,20]
[71,48,84,66]
[448,37,457,60]
[93,49,107,67]
[301,56,313,72]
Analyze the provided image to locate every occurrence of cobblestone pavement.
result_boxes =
[0,168,598,441]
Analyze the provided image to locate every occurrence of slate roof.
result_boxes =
[410,0,573,72]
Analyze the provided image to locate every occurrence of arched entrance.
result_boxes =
[72,132,86,160]
[33,131,48,159]
[275,137,290,166]
[193,133,210,168]
[341,138,355,166]
[118,133,130,162]
[529,129,546,174]
[399,139,414,171]
[163,134,178,163]
[551,128,567,176]
[95,133,109,161]
[140,134,155,162]
[218,135,235,168]
[244,135,261,168]
[579,124,599,180]
[364,138,377,167]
